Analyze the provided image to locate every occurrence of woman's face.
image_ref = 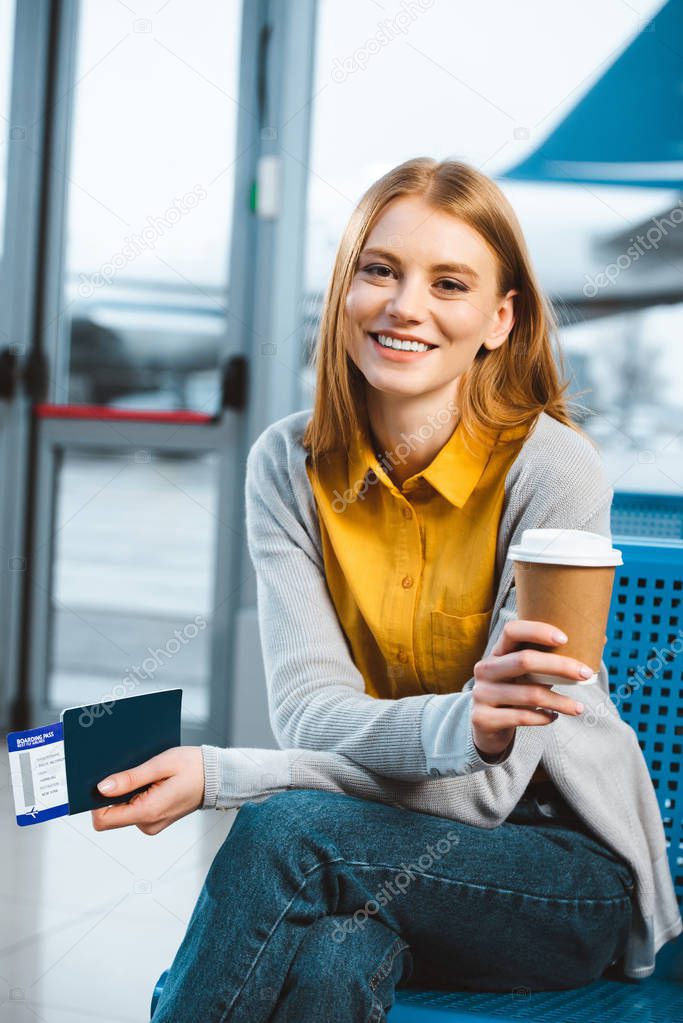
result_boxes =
[345,195,517,403]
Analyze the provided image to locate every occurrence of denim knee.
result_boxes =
[207,790,344,884]
[234,789,352,846]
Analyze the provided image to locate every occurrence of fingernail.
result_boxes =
[98,779,115,793]
[579,666,593,678]
[575,702,584,714]
[552,630,568,644]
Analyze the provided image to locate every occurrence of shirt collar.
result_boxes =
[348,398,529,510]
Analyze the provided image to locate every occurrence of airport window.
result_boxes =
[49,448,217,723]
[60,0,242,413]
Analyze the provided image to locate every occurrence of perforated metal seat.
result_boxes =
[150,537,683,1021]
[611,490,683,541]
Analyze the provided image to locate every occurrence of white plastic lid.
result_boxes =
[508,528,623,567]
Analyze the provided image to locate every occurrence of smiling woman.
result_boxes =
[144,158,679,1022]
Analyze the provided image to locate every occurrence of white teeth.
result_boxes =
[374,333,433,353]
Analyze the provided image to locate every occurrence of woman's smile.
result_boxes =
[368,331,439,362]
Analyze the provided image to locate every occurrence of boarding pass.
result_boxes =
[7,721,69,826]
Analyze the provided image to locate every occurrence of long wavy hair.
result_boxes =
[302,156,591,466]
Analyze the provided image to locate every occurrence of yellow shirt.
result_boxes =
[305,401,530,700]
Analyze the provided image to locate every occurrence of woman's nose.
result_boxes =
[384,278,427,322]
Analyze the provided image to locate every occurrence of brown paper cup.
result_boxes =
[513,561,616,686]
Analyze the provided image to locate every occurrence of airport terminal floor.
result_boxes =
[0,744,238,1021]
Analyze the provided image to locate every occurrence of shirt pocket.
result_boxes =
[429,607,493,693]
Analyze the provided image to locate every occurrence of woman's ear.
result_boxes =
[483,289,518,351]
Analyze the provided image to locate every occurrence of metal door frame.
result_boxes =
[0,0,54,732]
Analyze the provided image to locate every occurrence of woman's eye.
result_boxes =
[360,265,468,292]
[438,279,469,293]
[362,264,393,278]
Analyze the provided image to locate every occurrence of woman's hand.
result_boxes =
[91,746,204,836]
[471,620,590,759]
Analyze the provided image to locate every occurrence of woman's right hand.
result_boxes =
[471,619,592,759]
[90,746,205,835]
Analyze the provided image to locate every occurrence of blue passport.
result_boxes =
[61,689,183,814]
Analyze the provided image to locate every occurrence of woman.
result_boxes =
[93,159,682,1021]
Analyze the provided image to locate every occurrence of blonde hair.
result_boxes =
[303,157,591,465]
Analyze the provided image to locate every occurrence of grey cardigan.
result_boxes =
[201,408,682,980]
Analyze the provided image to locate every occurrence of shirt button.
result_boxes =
[401,575,414,589]
[397,649,409,663]
[430,767,441,777]
[402,507,412,519]
[464,763,472,773]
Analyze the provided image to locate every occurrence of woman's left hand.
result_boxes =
[91,746,205,835]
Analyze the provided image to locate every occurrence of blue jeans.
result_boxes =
[151,782,634,1022]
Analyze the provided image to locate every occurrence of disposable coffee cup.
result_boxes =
[508,529,623,686]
